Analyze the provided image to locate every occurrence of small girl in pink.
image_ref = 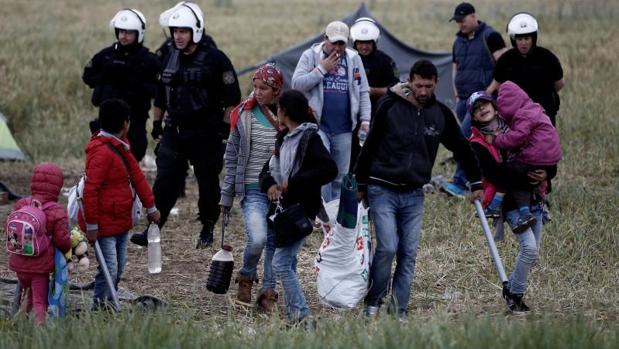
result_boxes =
[486,81,562,231]
[7,163,72,325]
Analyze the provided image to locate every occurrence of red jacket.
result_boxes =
[469,127,501,207]
[82,132,155,237]
[9,163,72,274]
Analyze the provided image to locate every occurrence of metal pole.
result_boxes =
[95,241,121,311]
[474,200,509,284]
[220,211,229,249]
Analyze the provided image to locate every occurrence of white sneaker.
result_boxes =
[365,305,380,318]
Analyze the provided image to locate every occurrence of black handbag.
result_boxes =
[270,201,313,247]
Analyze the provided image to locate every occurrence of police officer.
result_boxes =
[487,13,564,126]
[152,2,219,199]
[154,2,219,64]
[130,3,241,248]
[82,9,160,162]
[349,17,399,170]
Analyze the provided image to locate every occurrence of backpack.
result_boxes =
[67,175,142,228]
[67,143,143,227]
[5,199,54,256]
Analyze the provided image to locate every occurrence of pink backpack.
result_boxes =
[5,199,54,256]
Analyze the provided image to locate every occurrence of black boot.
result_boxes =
[130,227,149,247]
[196,224,214,249]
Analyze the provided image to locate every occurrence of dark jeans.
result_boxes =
[452,99,472,188]
[127,111,149,162]
[502,160,552,208]
[153,125,224,228]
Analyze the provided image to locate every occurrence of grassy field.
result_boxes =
[1,0,618,347]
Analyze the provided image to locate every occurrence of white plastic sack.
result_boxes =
[67,175,143,227]
[315,200,371,309]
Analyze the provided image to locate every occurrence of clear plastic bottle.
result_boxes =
[147,223,162,274]
[358,129,368,147]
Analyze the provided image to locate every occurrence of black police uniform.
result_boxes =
[152,35,220,199]
[82,42,160,161]
[493,46,564,125]
[152,39,241,241]
[155,34,218,62]
[350,46,399,171]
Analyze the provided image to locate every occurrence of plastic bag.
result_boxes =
[315,200,371,309]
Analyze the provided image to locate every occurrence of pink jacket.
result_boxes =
[9,163,72,274]
[495,81,562,166]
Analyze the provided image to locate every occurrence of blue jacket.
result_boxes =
[453,21,497,99]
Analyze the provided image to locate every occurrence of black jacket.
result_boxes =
[82,43,160,114]
[355,83,482,191]
[360,48,400,115]
[260,128,337,219]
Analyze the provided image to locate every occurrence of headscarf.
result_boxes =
[252,63,284,95]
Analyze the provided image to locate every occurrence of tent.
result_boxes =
[0,112,27,161]
[237,3,455,108]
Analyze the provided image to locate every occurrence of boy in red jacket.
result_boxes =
[82,99,160,309]
[8,163,72,325]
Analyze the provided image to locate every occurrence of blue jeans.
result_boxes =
[452,99,472,188]
[318,130,351,202]
[94,233,128,306]
[239,190,276,290]
[272,238,309,322]
[504,204,543,295]
[365,185,424,316]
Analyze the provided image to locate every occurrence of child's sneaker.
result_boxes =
[441,182,467,199]
[512,214,537,234]
[364,305,380,319]
[483,207,501,219]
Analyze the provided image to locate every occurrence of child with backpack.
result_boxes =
[6,163,72,325]
[81,99,160,309]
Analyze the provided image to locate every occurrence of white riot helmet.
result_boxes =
[159,2,204,29]
[110,9,146,43]
[350,17,380,43]
[507,12,539,46]
[167,3,204,43]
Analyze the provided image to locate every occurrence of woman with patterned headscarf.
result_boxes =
[219,63,284,311]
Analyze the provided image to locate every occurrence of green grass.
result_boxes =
[1,311,617,349]
[1,0,618,346]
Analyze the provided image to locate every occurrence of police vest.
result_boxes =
[453,22,496,98]
[161,44,215,117]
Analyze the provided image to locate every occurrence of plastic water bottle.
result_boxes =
[358,129,368,147]
[206,245,234,294]
[147,223,162,274]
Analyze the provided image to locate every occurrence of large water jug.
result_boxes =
[206,245,234,294]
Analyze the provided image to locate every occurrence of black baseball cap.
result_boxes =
[450,2,475,22]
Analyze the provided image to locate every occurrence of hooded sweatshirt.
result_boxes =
[355,82,482,191]
[9,163,72,274]
[495,81,562,166]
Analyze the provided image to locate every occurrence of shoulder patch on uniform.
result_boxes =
[222,71,236,85]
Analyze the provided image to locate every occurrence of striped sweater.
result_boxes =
[220,103,276,207]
